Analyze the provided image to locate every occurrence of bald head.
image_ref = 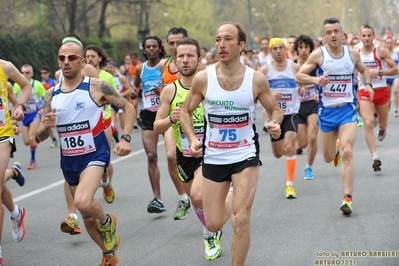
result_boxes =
[59,42,84,57]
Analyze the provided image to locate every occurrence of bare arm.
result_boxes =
[253,71,283,138]
[2,60,31,120]
[96,79,135,137]
[351,50,374,100]
[258,63,269,77]
[82,64,99,78]
[3,60,31,106]
[133,64,142,89]
[55,69,61,85]
[119,75,133,98]
[295,49,325,86]
[154,83,175,134]
[180,70,206,157]
[37,88,55,141]
[291,62,305,96]
[7,82,18,107]
[378,47,398,76]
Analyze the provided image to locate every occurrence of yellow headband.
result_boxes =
[62,37,83,47]
[269,38,286,49]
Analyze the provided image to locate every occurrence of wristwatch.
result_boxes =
[19,103,27,111]
[120,134,131,143]
[378,69,383,76]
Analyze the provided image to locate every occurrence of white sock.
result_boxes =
[305,164,312,169]
[179,193,189,203]
[286,181,293,186]
[371,153,378,160]
[70,213,78,221]
[11,204,19,218]
[101,178,109,187]
[203,226,214,239]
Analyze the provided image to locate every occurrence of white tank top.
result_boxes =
[358,45,386,89]
[391,50,399,65]
[258,52,273,67]
[52,76,104,156]
[317,46,356,108]
[202,64,257,165]
[266,60,300,115]
[114,73,124,93]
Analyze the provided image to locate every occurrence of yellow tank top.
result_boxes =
[0,62,13,137]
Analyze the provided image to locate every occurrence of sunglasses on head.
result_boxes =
[58,54,83,62]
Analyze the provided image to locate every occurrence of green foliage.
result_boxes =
[0,34,58,80]
[84,36,118,61]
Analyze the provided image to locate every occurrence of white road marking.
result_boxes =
[13,141,164,202]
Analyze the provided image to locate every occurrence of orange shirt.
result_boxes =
[128,61,142,78]
[162,57,178,86]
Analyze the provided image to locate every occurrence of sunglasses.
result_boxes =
[58,54,83,62]
[21,71,31,74]
[40,71,49,74]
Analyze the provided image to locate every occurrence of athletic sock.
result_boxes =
[11,204,19,218]
[179,193,189,203]
[203,226,214,239]
[101,178,110,187]
[30,145,37,161]
[194,206,206,227]
[286,156,296,184]
[100,215,110,227]
[70,213,79,221]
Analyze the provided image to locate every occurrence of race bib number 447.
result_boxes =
[57,120,96,156]
[324,74,352,98]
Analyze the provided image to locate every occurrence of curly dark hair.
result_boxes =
[84,44,110,69]
[294,35,315,54]
[141,36,167,60]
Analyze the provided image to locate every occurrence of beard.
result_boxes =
[63,68,80,80]
[180,67,197,77]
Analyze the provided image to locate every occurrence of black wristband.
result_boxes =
[169,115,175,124]
[365,82,373,88]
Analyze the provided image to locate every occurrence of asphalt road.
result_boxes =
[3,105,399,266]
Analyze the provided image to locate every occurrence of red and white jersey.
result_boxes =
[358,45,386,89]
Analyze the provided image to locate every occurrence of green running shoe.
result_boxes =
[204,230,222,261]
[173,199,191,220]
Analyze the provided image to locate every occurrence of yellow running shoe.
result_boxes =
[103,183,115,204]
[332,142,342,167]
[60,214,81,235]
[340,197,353,215]
[98,214,120,253]
[100,252,119,266]
[285,185,297,199]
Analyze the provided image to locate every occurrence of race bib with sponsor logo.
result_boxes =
[57,120,96,156]
[207,113,251,149]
